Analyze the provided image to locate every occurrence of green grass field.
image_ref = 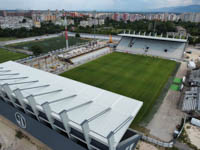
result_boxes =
[7,36,90,54]
[0,48,28,63]
[61,52,177,127]
[0,37,17,42]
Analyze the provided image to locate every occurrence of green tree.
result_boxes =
[188,37,195,45]
[195,37,200,44]
[30,45,43,56]
[75,33,80,38]
[22,18,27,23]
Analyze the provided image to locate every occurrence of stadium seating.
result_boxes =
[116,37,186,59]
[188,69,200,86]
[182,87,200,112]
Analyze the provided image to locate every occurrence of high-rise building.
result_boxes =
[113,13,120,21]
[122,13,129,22]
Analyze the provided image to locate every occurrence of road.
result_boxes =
[0,34,62,46]
[0,32,121,46]
[174,141,192,150]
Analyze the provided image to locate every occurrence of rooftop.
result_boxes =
[118,33,188,43]
[0,61,143,147]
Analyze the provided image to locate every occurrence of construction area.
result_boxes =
[17,40,112,74]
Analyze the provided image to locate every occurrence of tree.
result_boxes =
[195,37,200,44]
[75,33,80,38]
[30,45,43,56]
[188,37,195,45]
[22,18,27,23]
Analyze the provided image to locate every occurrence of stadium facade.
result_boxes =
[0,61,143,150]
[117,33,188,60]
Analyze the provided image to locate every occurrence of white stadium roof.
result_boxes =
[0,61,143,147]
[118,33,188,43]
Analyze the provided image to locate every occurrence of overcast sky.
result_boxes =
[1,0,200,11]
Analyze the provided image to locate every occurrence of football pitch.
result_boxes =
[7,36,90,54]
[61,52,177,127]
[0,48,28,63]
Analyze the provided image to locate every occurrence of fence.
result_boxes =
[142,136,174,148]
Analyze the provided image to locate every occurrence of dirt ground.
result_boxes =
[136,141,159,150]
[147,62,187,142]
[185,123,200,149]
[0,116,50,150]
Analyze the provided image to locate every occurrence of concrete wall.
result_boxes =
[0,99,86,150]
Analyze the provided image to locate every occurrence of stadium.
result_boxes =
[0,33,188,150]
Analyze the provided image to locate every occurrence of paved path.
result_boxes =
[147,62,187,142]
[0,34,61,46]
[174,141,192,150]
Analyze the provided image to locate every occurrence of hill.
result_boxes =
[152,5,200,13]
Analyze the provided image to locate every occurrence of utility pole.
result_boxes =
[64,12,69,50]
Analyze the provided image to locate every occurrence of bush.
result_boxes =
[15,130,25,139]
[30,45,43,56]
[75,33,80,38]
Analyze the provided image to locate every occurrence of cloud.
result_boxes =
[0,0,199,10]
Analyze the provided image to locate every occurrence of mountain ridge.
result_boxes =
[151,5,200,13]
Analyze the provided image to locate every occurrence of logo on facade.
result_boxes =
[15,112,26,129]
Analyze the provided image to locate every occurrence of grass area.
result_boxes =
[0,37,17,41]
[170,84,180,91]
[0,48,28,63]
[7,36,90,54]
[173,77,182,84]
[61,52,177,127]
[0,37,17,42]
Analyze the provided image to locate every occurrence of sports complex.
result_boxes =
[0,32,188,150]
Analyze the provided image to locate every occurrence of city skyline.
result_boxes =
[1,0,200,11]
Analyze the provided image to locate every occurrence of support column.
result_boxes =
[59,110,71,138]
[0,85,6,102]
[13,88,27,112]
[41,102,55,129]
[149,32,151,36]
[107,131,115,150]
[2,83,16,107]
[27,95,40,120]
[81,120,92,150]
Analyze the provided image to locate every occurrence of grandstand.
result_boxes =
[0,61,143,150]
[58,42,109,65]
[182,87,200,112]
[116,33,187,60]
